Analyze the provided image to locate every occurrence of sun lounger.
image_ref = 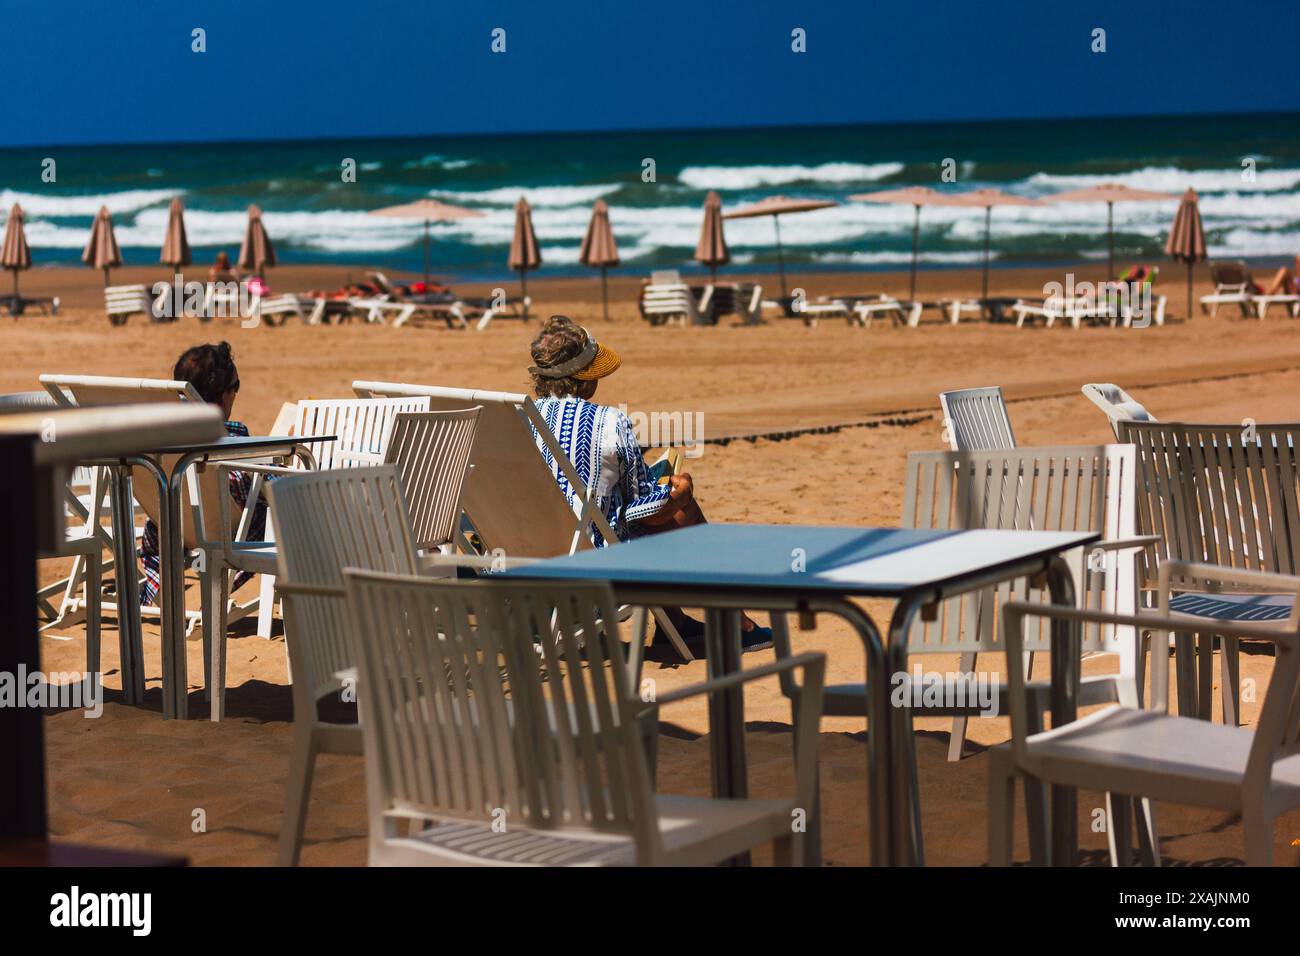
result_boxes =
[1081,383,1156,439]
[706,282,764,325]
[1200,261,1254,318]
[351,379,694,661]
[464,294,531,330]
[1,294,59,317]
[1199,260,1299,319]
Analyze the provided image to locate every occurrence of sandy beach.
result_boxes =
[21,261,1300,866]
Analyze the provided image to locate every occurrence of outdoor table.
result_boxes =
[504,523,1097,866]
[83,434,332,720]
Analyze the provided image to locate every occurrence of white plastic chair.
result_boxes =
[381,408,481,556]
[267,465,422,865]
[1121,420,1300,725]
[1081,383,1156,440]
[342,569,827,866]
[989,561,1300,866]
[938,386,1016,451]
[246,395,434,639]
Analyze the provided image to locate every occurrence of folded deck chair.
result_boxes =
[708,282,764,326]
[639,279,707,326]
[352,380,693,661]
[104,285,153,326]
[1081,383,1156,440]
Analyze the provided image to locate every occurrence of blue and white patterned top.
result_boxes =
[531,396,672,547]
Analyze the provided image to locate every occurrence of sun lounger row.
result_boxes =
[100,281,530,330]
[1200,260,1300,319]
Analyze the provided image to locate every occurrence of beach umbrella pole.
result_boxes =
[601,266,609,322]
[909,204,920,303]
[1107,202,1115,279]
[1187,263,1193,318]
[103,267,109,288]
[520,269,529,320]
[981,207,991,307]
[423,220,431,287]
[774,215,788,300]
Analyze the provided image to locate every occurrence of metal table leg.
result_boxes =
[887,595,926,866]
[703,606,749,865]
[108,465,145,704]
[162,455,200,720]
[1046,554,1079,865]
[813,598,891,866]
[703,607,748,800]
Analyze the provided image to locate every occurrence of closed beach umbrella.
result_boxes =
[160,197,192,271]
[1047,183,1176,278]
[508,197,541,317]
[724,195,838,300]
[694,191,730,284]
[368,197,483,286]
[1165,188,1207,318]
[949,188,1043,306]
[579,199,619,322]
[82,205,123,286]
[2,203,32,298]
[237,204,277,277]
[849,186,969,303]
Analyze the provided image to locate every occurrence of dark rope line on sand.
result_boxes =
[705,362,1300,447]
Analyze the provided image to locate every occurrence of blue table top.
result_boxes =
[503,524,1098,597]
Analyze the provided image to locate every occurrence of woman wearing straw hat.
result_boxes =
[528,315,773,656]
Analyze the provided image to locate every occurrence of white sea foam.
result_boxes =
[677,162,903,190]
[1028,166,1300,194]
[431,183,621,207]
[0,188,180,217]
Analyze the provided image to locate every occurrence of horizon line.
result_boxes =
[2,106,1294,153]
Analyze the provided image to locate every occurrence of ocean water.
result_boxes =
[2,113,1297,280]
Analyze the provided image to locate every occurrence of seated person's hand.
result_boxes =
[667,472,694,504]
[637,473,694,527]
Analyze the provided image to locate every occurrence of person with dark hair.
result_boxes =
[527,315,772,655]
[138,342,266,607]
[208,251,239,285]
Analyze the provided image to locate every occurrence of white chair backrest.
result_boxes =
[1082,383,1156,440]
[1209,260,1251,291]
[901,444,1138,664]
[1121,421,1300,591]
[342,570,658,856]
[353,381,599,557]
[267,466,419,710]
[938,386,1016,451]
[650,269,682,284]
[292,397,431,470]
[382,408,481,553]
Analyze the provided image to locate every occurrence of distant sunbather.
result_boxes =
[526,314,772,654]
[138,342,268,606]
[1255,263,1298,296]
[209,251,240,285]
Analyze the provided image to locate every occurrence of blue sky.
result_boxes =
[6,0,1299,147]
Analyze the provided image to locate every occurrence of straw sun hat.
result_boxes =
[531,319,621,381]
